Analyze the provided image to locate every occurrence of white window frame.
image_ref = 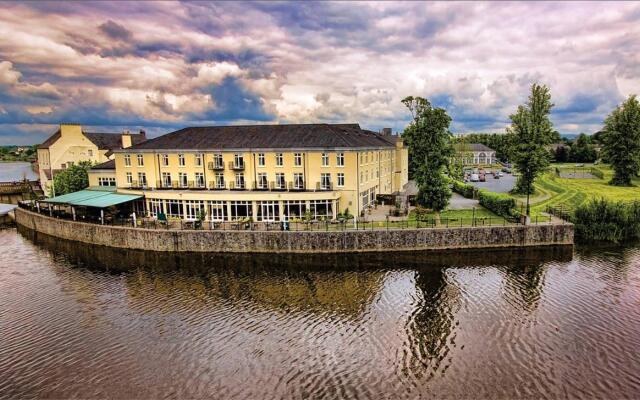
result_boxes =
[294,153,302,166]
[126,172,133,185]
[179,172,188,188]
[215,172,225,189]
[166,199,182,218]
[137,154,144,166]
[275,172,285,189]
[124,154,131,167]
[214,154,224,168]
[275,153,283,167]
[321,153,329,167]
[257,153,265,167]
[234,154,244,168]
[235,173,245,189]
[257,172,268,189]
[178,154,185,167]
[195,153,203,167]
[208,200,226,221]
[195,172,205,188]
[185,200,205,220]
[320,173,331,190]
[257,201,279,222]
[337,173,345,187]
[336,152,344,167]
[138,172,147,187]
[162,154,169,166]
[162,172,172,188]
[294,173,304,190]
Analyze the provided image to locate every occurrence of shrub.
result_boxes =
[590,167,604,179]
[478,189,521,219]
[452,180,476,199]
[574,199,640,242]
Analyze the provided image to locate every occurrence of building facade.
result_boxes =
[37,123,146,195]
[89,123,408,221]
[452,143,496,165]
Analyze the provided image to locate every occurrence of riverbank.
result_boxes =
[15,207,573,253]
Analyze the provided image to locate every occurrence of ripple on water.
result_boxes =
[1,228,640,399]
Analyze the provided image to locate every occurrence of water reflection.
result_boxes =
[6,228,639,399]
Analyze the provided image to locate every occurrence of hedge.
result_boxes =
[477,189,522,219]
[574,199,640,242]
[452,180,476,199]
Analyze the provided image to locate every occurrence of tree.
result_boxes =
[401,96,453,213]
[568,133,597,163]
[551,144,569,163]
[508,83,556,216]
[602,95,640,186]
[50,161,92,196]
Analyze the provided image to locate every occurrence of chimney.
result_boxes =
[121,130,132,149]
[139,129,146,140]
[381,127,392,136]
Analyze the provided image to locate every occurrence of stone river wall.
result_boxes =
[15,208,573,253]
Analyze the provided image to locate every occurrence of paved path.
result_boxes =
[448,193,479,209]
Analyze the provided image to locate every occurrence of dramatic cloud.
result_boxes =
[0,1,639,144]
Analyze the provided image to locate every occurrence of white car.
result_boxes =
[470,173,480,182]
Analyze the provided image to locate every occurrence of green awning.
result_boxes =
[41,188,142,208]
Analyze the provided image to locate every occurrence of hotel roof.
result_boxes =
[38,130,146,150]
[118,123,398,151]
[453,143,495,152]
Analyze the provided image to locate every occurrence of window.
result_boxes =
[275,173,285,189]
[235,173,245,189]
[320,173,331,190]
[213,154,224,168]
[178,154,185,166]
[360,172,364,182]
[88,149,93,157]
[124,154,131,167]
[126,172,133,185]
[137,154,144,166]
[336,152,344,167]
[208,200,226,221]
[337,173,345,187]
[234,154,244,168]
[257,153,265,167]
[275,153,283,166]
[185,200,205,220]
[294,153,302,166]
[230,201,251,220]
[98,177,116,187]
[294,173,304,189]
[162,172,172,188]
[214,172,225,189]
[138,172,147,187]
[257,172,268,189]
[195,153,203,166]
[362,189,369,208]
[166,200,182,218]
[309,200,333,220]
[257,201,280,222]
[322,153,329,166]
[179,172,188,188]
[149,199,163,218]
[195,172,205,188]
[162,154,169,166]
[283,200,306,221]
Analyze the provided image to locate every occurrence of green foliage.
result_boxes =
[337,208,354,220]
[590,167,604,179]
[574,199,640,242]
[401,96,453,211]
[50,161,92,196]
[568,133,598,163]
[478,189,521,219]
[508,83,556,200]
[550,144,569,163]
[452,180,476,199]
[601,95,640,186]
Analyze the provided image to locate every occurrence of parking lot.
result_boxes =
[467,172,516,193]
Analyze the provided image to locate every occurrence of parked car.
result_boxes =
[494,173,500,179]
[498,172,504,177]
[470,173,479,182]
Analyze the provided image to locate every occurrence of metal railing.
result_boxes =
[19,202,553,232]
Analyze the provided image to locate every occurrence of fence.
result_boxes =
[546,204,573,223]
[17,201,552,232]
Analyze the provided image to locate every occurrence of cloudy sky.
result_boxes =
[0,1,639,145]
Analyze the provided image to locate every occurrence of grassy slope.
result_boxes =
[511,164,640,216]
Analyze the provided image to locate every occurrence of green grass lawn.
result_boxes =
[510,164,640,216]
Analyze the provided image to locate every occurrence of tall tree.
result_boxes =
[602,95,640,186]
[50,161,92,196]
[401,96,453,213]
[508,83,556,215]
[568,133,597,163]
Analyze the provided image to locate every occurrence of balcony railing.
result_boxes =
[228,160,245,170]
[288,181,305,191]
[208,181,226,190]
[229,181,245,190]
[316,181,333,191]
[208,161,224,171]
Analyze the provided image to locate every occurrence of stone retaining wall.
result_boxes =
[15,208,573,253]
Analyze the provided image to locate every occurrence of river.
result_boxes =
[0,161,38,181]
[1,227,639,399]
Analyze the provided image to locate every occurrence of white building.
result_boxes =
[453,143,496,165]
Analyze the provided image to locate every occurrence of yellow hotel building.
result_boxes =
[89,123,408,222]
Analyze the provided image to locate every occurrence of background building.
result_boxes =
[452,143,496,165]
[89,123,408,221]
[37,123,146,195]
